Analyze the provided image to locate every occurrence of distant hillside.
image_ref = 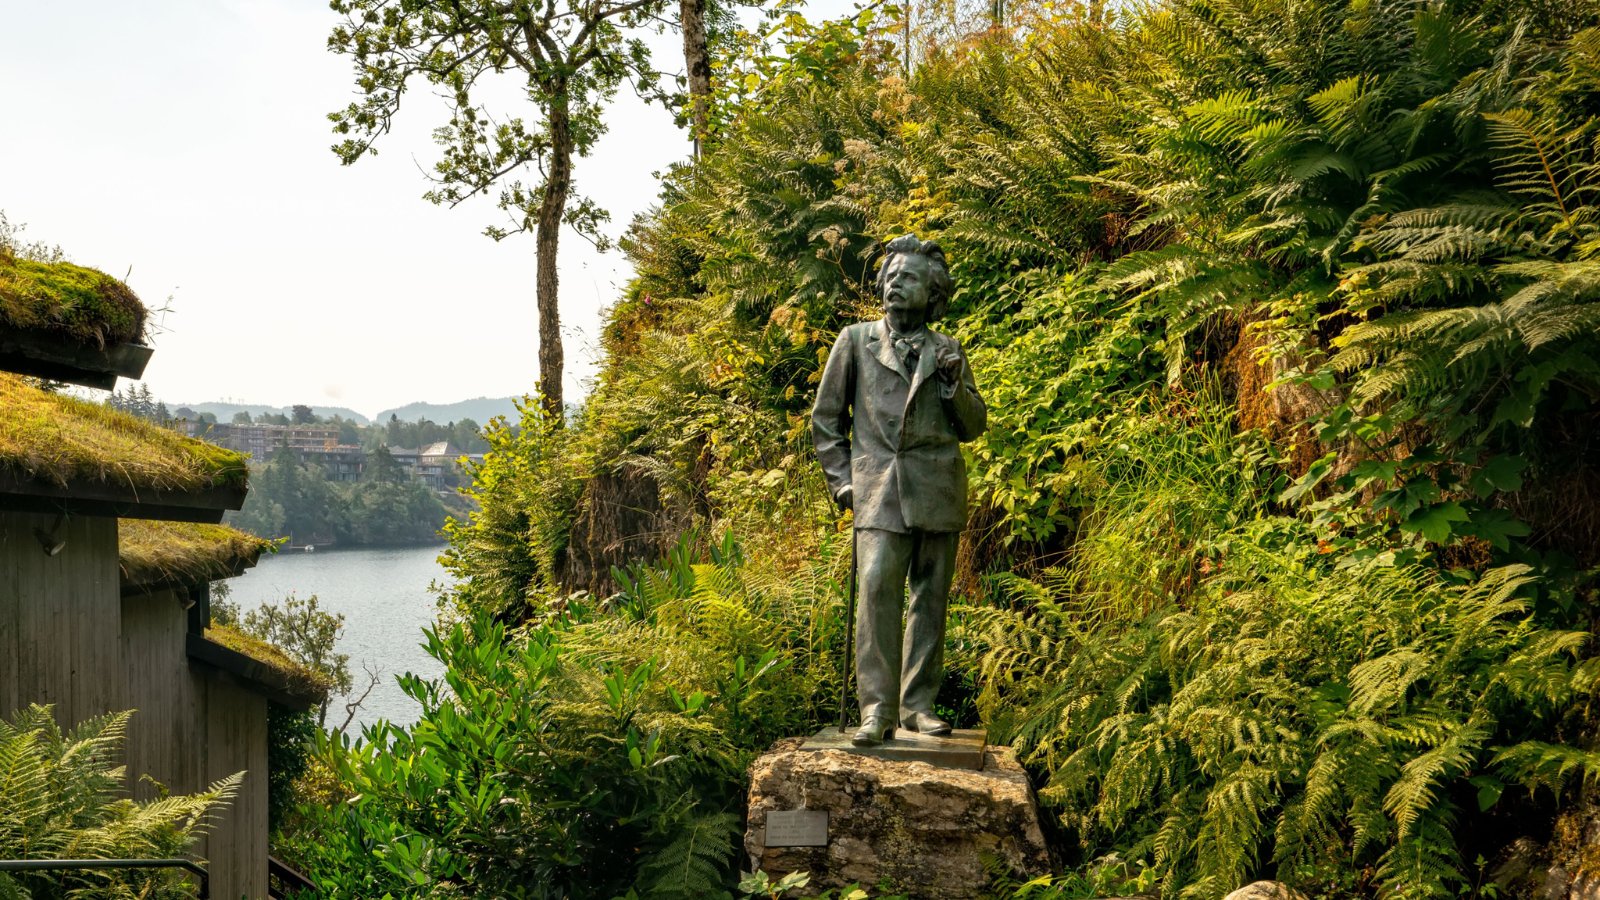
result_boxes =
[177,402,370,425]
[373,397,522,425]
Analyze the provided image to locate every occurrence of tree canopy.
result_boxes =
[328,0,672,417]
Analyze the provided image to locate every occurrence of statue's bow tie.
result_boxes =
[892,333,926,365]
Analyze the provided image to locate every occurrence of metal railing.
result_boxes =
[0,858,209,898]
[268,854,316,898]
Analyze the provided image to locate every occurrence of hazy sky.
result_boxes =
[1,0,847,418]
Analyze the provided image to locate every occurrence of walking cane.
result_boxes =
[838,526,858,733]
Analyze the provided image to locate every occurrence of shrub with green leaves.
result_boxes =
[288,539,845,898]
[0,705,238,900]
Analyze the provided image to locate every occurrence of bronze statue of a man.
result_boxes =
[811,234,988,746]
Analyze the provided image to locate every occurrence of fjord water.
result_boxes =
[227,545,449,733]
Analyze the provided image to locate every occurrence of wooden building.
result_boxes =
[119,520,329,899]
[1,256,326,898]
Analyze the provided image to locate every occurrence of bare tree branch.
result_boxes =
[336,663,384,735]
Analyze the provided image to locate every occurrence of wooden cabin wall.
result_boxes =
[201,677,269,900]
[120,588,202,797]
[120,587,269,900]
[0,510,270,898]
[0,510,121,726]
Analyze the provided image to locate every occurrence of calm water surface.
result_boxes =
[226,545,449,733]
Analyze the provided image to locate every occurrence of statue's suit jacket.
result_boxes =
[812,319,987,533]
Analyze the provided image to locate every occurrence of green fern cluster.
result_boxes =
[897,0,1600,561]
[0,705,237,900]
[960,400,1600,899]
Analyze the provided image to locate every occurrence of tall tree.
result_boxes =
[328,0,669,419]
[680,0,712,154]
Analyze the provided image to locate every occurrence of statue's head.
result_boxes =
[875,234,952,326]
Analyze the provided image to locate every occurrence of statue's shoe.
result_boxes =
[852,716,897,746]
[900,711,952,736]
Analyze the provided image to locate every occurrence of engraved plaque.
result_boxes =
[766,809,828,847]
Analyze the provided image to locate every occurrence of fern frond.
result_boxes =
[635,810,741,899]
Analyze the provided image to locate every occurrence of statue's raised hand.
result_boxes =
[935,344,963,385]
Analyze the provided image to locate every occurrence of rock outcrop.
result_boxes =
[745,738,1049,899]
[1223,883,1308,900]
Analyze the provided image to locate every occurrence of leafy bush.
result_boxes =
[288,538,847,898]
[0,705,238,900]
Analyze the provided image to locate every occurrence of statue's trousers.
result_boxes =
[854,527,958,723]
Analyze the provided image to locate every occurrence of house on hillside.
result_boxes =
[416,441,462,490]
[388,445,421,480]
[176,421,369,483]
[175,421,342,458]
[0,255,327,898]
[301,442,367,482]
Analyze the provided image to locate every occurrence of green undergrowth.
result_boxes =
[284,0,1600,896]
[282,534,848,898]
[0,251,146,347]
[960,393,1600,897]
[0,372,249,495]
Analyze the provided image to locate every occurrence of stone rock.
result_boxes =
[745,738,1049,899]
[1547,865,1573,900]
[1222,883,1307,900]
[1572,873,1600,900]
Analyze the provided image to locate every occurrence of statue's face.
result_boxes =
[881,252,934,326]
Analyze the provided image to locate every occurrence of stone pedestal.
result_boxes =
[745,737,1049,899]
[800,726,988,770]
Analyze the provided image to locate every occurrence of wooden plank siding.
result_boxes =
[200,677,269,900]
[120,588,201,803]
[1,512,271,899]
[119,588,270,899]
[0,511,121,726]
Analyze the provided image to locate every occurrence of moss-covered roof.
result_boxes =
[202,624,333,705]
[0,251,146,347]
[0,374,249,519]
[0,253,145,347]
[119,520,276,589]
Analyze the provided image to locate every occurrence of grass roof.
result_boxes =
[0,251,146,347]
[0,373,249,495]
[120,520,276,589]
[204,624,333,703]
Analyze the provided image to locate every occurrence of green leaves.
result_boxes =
[1402,500,1470,544]
[1471,455,1528,495]
[292,539,833,898]
[1277,452,1336,504]
[0,705,234,900]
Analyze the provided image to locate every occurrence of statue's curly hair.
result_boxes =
[874,234,952,322]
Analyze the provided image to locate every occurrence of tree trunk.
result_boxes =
[536,90,572,421]
[680,0,712,156]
